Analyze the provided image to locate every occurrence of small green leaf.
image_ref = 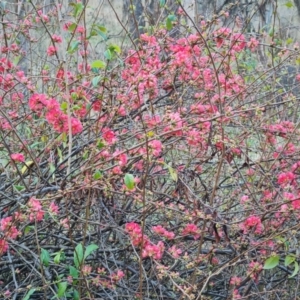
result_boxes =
[97,140,105,149]
[49,163,56,175]
[124,173,135,190]
[23,288,36,300]
[91,60,106,69]
[285,255,295,266]
[40,248,51,267]
[263,255,279,269]
[167,165,178,182]
[54,252,61,264]
[13,185,25,192]
[286,37,293,45]
[166,18,172,31]
[24,225,34,234]
[96,29,107,40]
[69,266,79,279]
[68,23,77,33]
[284,1,294,8]
[166,14,176,31]
[60,101,68,111]
[160,0,166,7]
[93,170,102,180]
[109,44,121,54]
[92,76,101,87]
[57,281,67,297]
[289,261,299,278]
[104,49,112,60]
[73,289,80,300]
[82,150,89,160]
[84,244,98,260]
[57,147,63,162]
[72,2,84,17]
[74,243,84,268]
[68,41,80,54]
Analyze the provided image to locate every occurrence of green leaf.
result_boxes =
[286,37,293,45]
[108,44,121,54]
[69,266,79,279]
[40,248,51,267]
[97,25,107,33]
[24,225,34,234]
[68,23,77,33]
[124,173,135,190]
[74,243,84,268]
[284,1,294,8]
[285,255,295,266]
[97,140,105,149]
[22,288,36,300]
[68,41,80,54]
[160,0,166,7]
[289,261,299,278]
[92,76,101,87]
[49,163,56,176]
[96,29,107,40]
[73,2,84,18]
[73,289,80,300]
[84,244,99,260]
[166,14,176,31]
[93,170,102,180]
[57,147,63,162]
[167,164,178,182]
[91,60,106,69]
[13,185,25,192]
[54,252,61,264]
[104,49,112,60]
[57,281,67,297]
[166,18,172,31]
[263,255,279,269]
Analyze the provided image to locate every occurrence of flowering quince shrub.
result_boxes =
[1,1,300,299]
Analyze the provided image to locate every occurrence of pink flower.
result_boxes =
[142,241,165,260]
[169,245,182,258]
[29,93,47,111]
[111,270,125,282]
[277,172,295,186]
[182,223,200,239]
[102,128,117,144]
[47,45,57,56]
[70,117,83,134]
[28,197,44,222]
[0,239,8,255]
[230,276,242,286]
[149,140,162,157]
[52,34,62,43]
[247,37,259,51]
[242,215,262,234]
[49,202,59,214]
[0,217,19,239]
[11,153,24,162]
[152,225,175,240]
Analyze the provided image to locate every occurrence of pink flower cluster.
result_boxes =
[11,153,25,162]
[28,93,83,135]
[277,171,296,187]
[181,223,200,239]
[0,216,21,256]
[28,197,44,222]
[241,215,263,234]
[125,222,165,260]
[149,140,163,157]
[152,225,175,239]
